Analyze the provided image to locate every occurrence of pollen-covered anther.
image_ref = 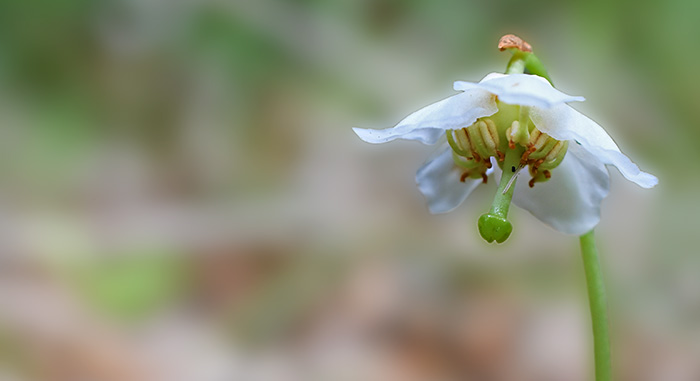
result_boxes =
[506,120,530,148]
[520,131,565,166]
[459,168,489,184]
[520,145,537,165]
[496,150,505,161]
[523,134,568,187]
[505,125,515,149]
[446,128,472,159]
[452,150,490,184]
[478,119,500,153]
[462,171,489,184]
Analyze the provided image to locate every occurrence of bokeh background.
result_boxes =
[0,0,698,380]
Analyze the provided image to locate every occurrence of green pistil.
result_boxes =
[477,41,554,243]
[505,53,526,75]
[478,145,526,243]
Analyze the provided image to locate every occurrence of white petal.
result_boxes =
[353,89,497,145]
[531,104,658,188]
[415,147,488,213]
[352,126,445,145]
[454,73,585,109]
[511,143,610,234]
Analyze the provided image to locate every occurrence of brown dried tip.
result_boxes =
[498,34,532,52]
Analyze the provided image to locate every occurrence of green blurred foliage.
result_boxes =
[66,253,187,322]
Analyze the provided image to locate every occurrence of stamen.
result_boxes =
[508,119,530,147]
[533,132,549,150]
[467,123,490,159]
[520,145,537,164]
[479,119,499,152]
[544,141,565,161]
[456,128,473,157]
[529,138,558,160]
[446,129,472,158]
[505,125,515,149]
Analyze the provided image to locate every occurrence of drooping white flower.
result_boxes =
[353,73,657,235]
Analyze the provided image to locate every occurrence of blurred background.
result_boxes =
[0,0,698,380]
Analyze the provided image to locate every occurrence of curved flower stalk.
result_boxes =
[353,72,657,238]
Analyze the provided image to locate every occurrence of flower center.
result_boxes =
[446,103,569,243]
[446,103,567,188]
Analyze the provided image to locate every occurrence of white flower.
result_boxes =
[353,73,658,235]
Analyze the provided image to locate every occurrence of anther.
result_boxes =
[520,145,537,164]
[467,124,490,159]
[456,128,474,158]
[447,129,473,158]
[460,172,470,182]
[544,141,565,161]
[529,139,557,160]
[480,119,500,151]
[538,141,568,170]
[505,124,516,149]
[531,158,545,172]
[534,132,549,150]
[509,119,530,147]
[529,129,542,143]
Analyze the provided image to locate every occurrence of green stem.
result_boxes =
[505,50,553,84]
[580,230,611,381]
[505,54,526,75]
